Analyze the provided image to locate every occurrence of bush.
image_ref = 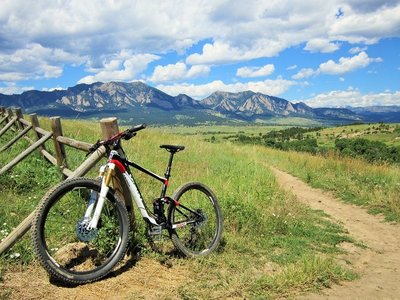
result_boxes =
[335,138,400,164]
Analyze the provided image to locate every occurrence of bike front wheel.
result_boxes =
[168,182,223,257]
[31,178,130,285]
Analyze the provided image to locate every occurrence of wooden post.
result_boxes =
[6,108,13,127]
[14,108,24,130]
[50,117,68,173]
[100,117,119,139]
[100,118,134,219]
[30,114,46,153]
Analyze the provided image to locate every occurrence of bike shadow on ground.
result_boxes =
[48,239,182,288]
[49,235,228,287]
[49,244,142,288]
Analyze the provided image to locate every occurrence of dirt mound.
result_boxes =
[1,257,189,299]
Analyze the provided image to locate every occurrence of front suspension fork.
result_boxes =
[87,163,115,229]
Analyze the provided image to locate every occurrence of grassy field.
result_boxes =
[307,123,400,148]
[191,122,400,222]
[258,147,400,222]
[3,118,399,298]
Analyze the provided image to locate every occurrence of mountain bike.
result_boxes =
[31,124,223,285]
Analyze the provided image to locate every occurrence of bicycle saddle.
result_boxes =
[160,144,185,152]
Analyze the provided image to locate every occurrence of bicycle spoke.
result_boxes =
[169,182,222,257]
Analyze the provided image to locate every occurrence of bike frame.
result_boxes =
[88,149,176,229]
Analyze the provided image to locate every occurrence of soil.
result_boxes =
[2,167,400,299]
[271,167,400,300]
[1,256,189,299]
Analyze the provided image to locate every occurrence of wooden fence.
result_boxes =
[0,106,122,254]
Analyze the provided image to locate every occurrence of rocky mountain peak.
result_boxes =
[0,81,366,122]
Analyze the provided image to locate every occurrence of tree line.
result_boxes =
[230,126,400,165]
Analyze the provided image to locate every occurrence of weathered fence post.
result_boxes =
[50,116,68,174]
[100,117,120,139]
[6,108,13,118]
[30,113,47,152]
[14,108,24,130]
[99,117,133,216]
[6,109,14,129]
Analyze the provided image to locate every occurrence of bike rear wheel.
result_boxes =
[168,182,223,257]
[31,178,130,285]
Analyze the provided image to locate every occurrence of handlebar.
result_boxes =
[127,123,146,134]
[87,123,146,155]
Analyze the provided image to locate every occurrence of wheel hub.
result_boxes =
[194,209,207,227]
[76,218,98,242]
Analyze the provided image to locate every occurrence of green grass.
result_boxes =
[255,146,400,222]
[0,118,360,298]
[307,123,400,148]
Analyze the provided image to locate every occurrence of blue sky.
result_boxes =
[0,0,399,107]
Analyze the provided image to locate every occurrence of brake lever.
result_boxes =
[123,132,136,140]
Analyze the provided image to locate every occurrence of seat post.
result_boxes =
[159,145,184,197]
[160,151,175,197]
[165,151,175,180]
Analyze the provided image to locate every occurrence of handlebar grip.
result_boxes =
[128,123,147,133]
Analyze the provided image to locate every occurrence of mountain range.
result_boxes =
[0,81,398,125]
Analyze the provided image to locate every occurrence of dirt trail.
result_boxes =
[271,167,400,300]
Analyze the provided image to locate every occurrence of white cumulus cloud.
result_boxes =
[329,4,400,43]
[149,63,210,83]
[0,83,34,95]
[349,46,368,54]
[319,51,382,75]
[292,68,318,80]
[303,88,400,107]
[236,64,275,78]
[156,77,297,99]
[78,52,160,84]
[304,39,340,53]
[186,40,284,65]
[0,43,84,81]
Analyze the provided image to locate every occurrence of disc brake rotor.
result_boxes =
[76,218,98,242]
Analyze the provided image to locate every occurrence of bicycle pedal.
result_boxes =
[148,225,162,236]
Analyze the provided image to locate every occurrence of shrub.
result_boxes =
[335,138,400,164]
